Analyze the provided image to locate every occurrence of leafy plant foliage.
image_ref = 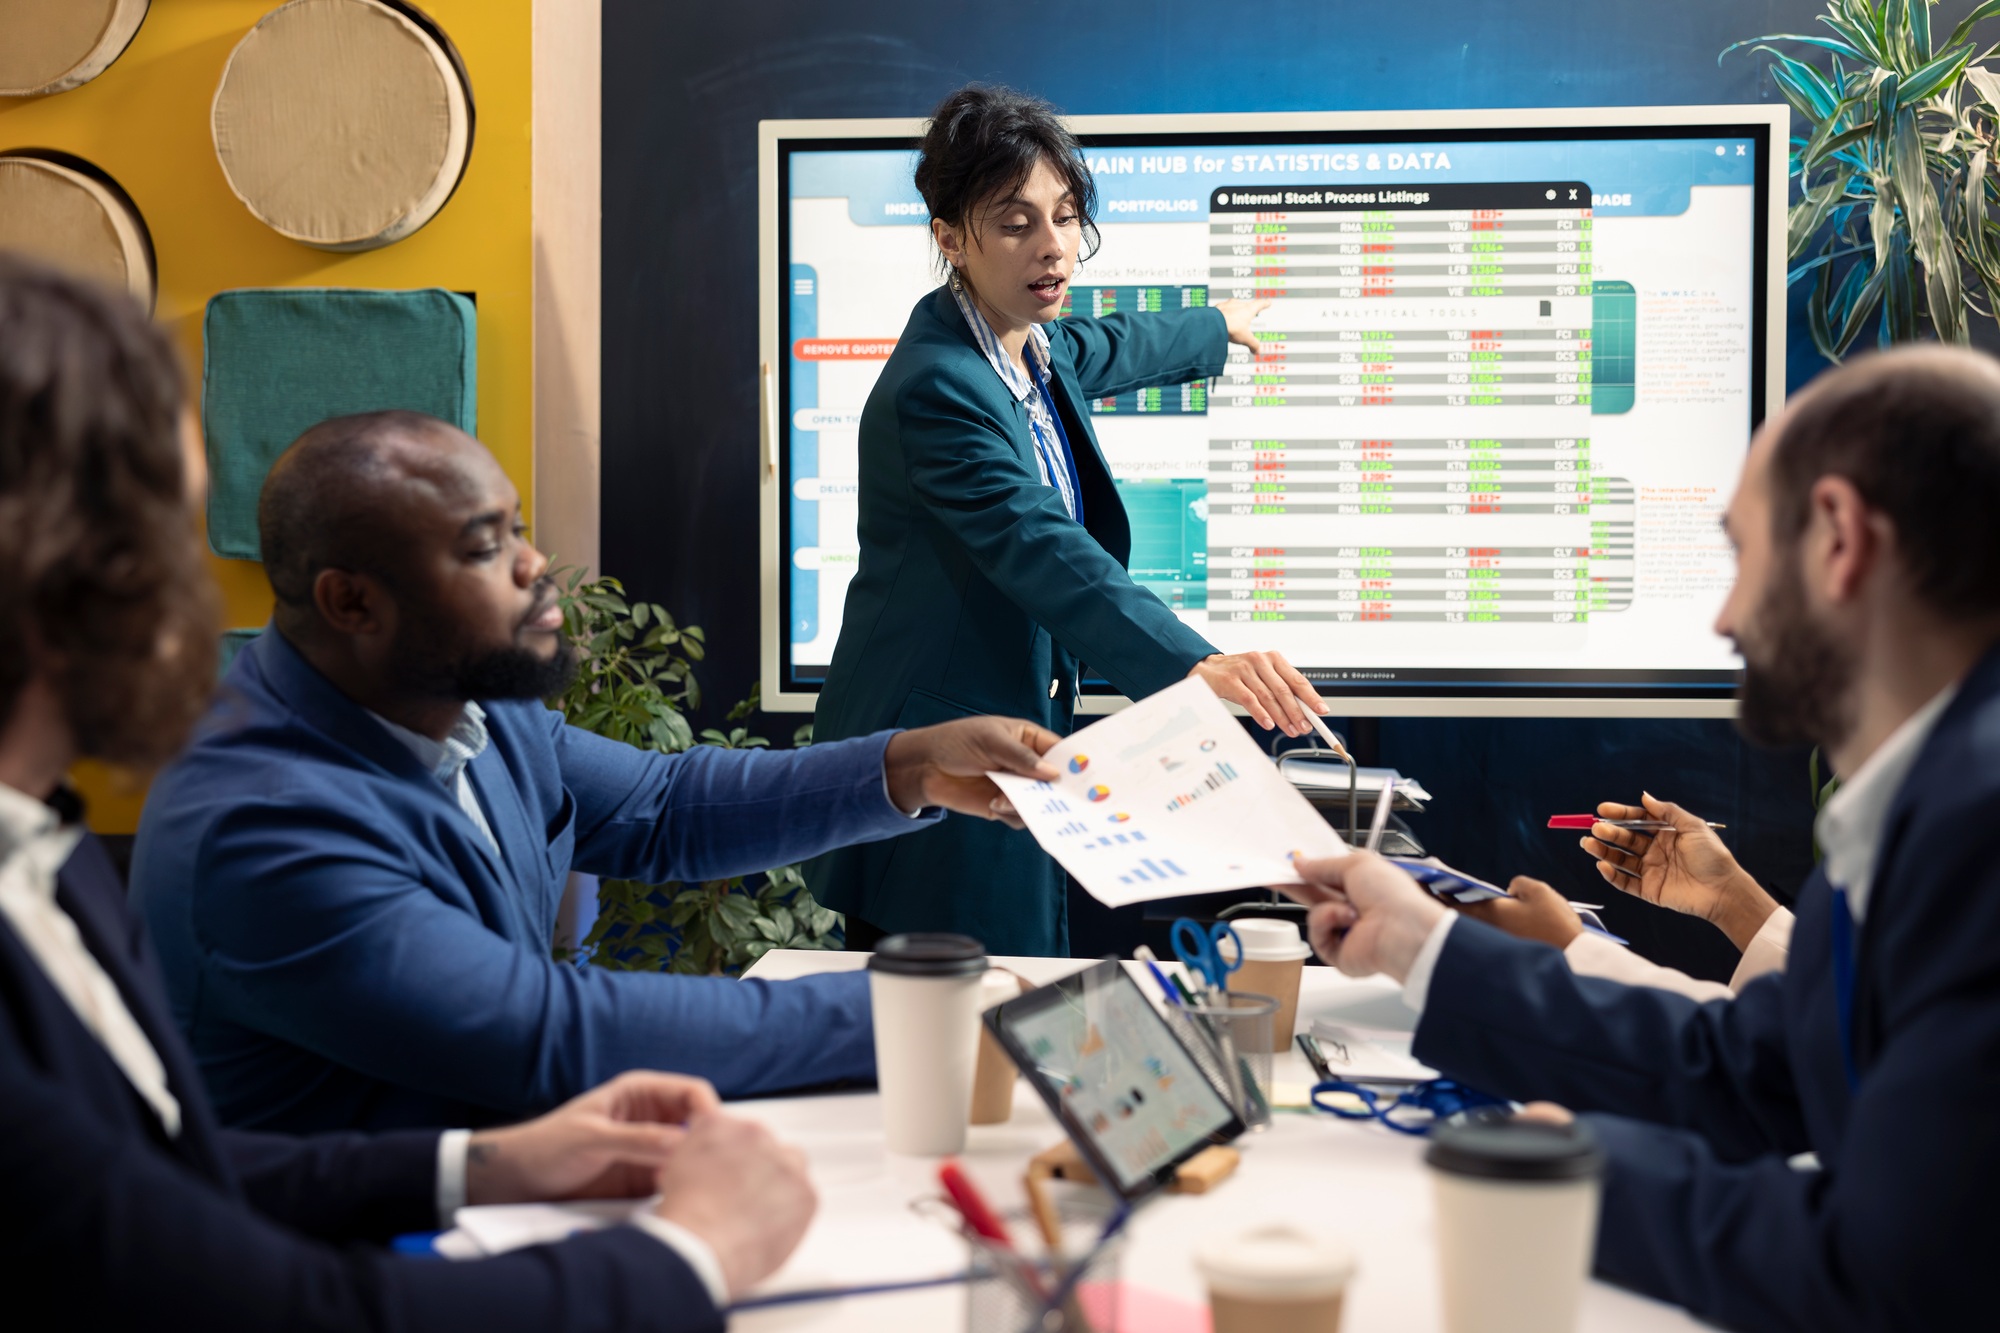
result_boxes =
[546,567,841,974]
[1730,0,2000,356]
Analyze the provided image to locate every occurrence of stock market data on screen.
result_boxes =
[778,127,1767,698]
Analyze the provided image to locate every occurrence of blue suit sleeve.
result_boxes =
[1413,920,1806,1161]
[896,360,1216,700]
[223,1127,440,1242]
[551,723,938,883]
[0,1048,721,1332]
[190,799,877,1111]
[1052,306,1229,400]
[1585,982,2000,1333]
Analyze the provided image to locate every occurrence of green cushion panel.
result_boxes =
[202,287,476,560]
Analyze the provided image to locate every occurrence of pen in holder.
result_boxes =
[1165,991,1276,1131]
[957,1197,1126,1333]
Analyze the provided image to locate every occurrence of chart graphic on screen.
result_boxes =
[762,109,1784,712]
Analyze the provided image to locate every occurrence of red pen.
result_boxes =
[1547,815,1725,831]
[938,1160,1048,1299]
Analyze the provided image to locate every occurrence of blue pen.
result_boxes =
[1132,945,1184,1008]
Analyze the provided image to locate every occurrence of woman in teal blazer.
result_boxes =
[809,87,1327,955]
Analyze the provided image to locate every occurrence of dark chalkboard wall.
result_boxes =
[602,0,1873,973]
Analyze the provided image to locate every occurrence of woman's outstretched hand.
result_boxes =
[1188,651,1326,737]
[1215,298,1271,355]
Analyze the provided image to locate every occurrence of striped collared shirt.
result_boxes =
[370,701,500,855]
[948,281,1079,520]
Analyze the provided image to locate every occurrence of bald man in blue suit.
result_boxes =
[133,411,1058,1133]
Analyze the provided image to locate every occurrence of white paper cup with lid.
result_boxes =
[1196,1225,1355,1333]
[1221,917,1313,1051]
[867,933,987,1155]
[1425,1118,1606,1333]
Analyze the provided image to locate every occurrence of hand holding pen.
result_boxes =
[1567,794,1782,952]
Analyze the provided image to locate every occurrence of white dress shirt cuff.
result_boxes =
[1400,913,1458,1016]
[1727,906,1795,992]
[1563,930,1734,1003]
[880,746,936,819]
[435,1129,472,1224]
[629,1212,732,1309]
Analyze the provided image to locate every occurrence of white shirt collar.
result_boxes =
[371,702,490,788]
[0,780,82,900]
[948,280,1052,403]
[1816,684,1958,922]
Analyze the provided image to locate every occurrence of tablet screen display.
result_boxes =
[995,963,1238,1193]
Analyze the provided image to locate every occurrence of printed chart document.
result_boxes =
[990,677,1347,907]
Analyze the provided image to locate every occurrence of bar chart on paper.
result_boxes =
[989,677,1348,908]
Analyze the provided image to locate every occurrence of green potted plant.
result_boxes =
[545,567,840,974]
[1731,3,2000,828]
[1730,0,2000,357]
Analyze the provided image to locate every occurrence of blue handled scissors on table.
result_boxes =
[1170,918,1243,995]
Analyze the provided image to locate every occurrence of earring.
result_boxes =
[949,267,964,292]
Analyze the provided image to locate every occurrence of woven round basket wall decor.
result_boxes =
[210,0,474,251]
[0,150,157,308]
[0,0,151,98]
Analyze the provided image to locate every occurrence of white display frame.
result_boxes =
[758,104,1790,718]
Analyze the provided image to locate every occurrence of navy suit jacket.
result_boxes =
[2,830,719,1331]
[132,629,936,1132]
[810,288,1225,954]
[1412,645,2000,1329]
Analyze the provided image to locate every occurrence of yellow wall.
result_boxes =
[0,1,535,832]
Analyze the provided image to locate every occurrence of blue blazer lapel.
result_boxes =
[465,740,548,924]
[919,287,1041,475]
[247,631,445,789]
[247,629,515,881]
[1045,355,1130,563]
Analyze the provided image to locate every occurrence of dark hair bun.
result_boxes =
[914,84,1099,264]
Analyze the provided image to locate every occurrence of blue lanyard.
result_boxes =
[1309,1078,1511,1136]
[1830,885,1860,1092]
[1027,357,1085,525]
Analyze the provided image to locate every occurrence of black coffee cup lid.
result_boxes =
[867,932,988,978]
[1425,1118,1606,1182]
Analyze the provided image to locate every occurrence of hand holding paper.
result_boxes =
[988,677,1346,908]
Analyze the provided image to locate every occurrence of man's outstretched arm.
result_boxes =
[189,800,876,1114]
[1282,853,1806,1159]
[552,714,1059,884]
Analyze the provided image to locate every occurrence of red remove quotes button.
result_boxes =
[794,338,898,360]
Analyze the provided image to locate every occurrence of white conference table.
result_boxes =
[732,949,1709,1332]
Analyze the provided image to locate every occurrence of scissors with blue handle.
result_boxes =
[1170,918,1243,995]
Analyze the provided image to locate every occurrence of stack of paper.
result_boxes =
[1276,757,1433,806]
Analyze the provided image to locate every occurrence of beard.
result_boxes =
[450,636,579,701]
[390,579,579,703]
[1733,555,1856,751]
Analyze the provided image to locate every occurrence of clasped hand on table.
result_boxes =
[464,1071,816,1302]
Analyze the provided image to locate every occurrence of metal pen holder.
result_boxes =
[1164,991,1276,1132]
[962,1200,1125,1333]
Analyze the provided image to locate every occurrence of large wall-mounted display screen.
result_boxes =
[759,108,1786,715]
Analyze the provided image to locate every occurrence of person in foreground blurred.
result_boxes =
[1468,793,1793,1001]
[0,253,810,1329]
[130,404,1062,1133]
[1288,344,2000,1330]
